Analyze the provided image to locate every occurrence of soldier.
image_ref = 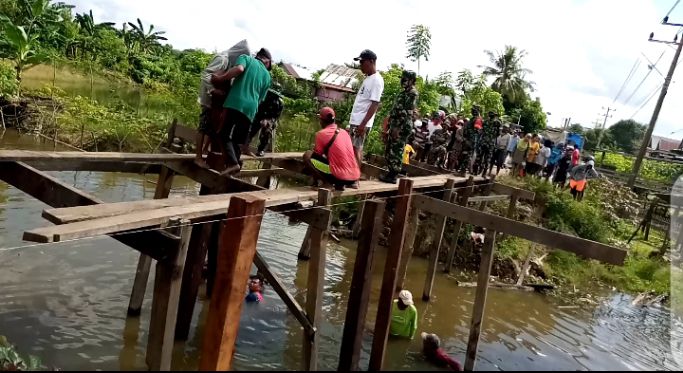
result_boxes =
[244,83,284,156]
[460,106,482,174]
[475,111,501,176]
[380,70,418,184]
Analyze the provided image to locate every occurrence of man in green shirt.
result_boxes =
[389,290,418,339]
[212,48,272,175]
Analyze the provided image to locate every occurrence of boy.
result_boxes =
[245,275,264,303]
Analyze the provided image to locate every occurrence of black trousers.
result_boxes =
[219,108,251,166]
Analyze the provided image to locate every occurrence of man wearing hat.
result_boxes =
[380,70,418,183]
[213,47,273,175]
[348,49,385,168]
[389,290,418,339]
[303,107,360,191]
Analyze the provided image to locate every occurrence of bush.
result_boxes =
[0,336,41,371]
[0,61,18,97]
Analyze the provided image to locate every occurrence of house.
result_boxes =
[282,63,360,102]
[649,136,682,151]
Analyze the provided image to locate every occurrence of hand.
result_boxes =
[356,125,366,136]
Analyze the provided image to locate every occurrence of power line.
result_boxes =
[629,56,683,119]
[622,50,666,106]
[612,57,641,104]
[666,0,681,18]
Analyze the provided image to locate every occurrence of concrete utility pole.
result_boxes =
[628,19,683,188]
[595,106,615,150]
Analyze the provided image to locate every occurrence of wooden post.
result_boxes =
[128,166,174,316]
[506,191,519,219]
[369,179,414,371]
[298,189,333,260]
[146,218,192,371]
[396,204,419,292]
[175,185,214,340]
[303,189,333,371]
[256,136,275,188]
[352,196,368,239]
[166,119,178,149]
[199,196,266,371]
[477,175,496,212]
[338,200,385,371]
[443,176,474,274]
[464,229,497,372]
[422,178,456,301]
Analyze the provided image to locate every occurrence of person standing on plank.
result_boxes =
[348,49,384,168]
[380,70,418,184]
[212,47,272,175]
[244,84,284,157]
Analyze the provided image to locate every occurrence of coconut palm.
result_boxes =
[126,18,167,54]
[479,45,535,105]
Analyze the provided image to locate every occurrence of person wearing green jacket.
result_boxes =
[389,290,418,339]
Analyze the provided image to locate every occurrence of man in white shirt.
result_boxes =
[348,49,384,167]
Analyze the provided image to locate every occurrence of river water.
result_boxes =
[0,128,681,371]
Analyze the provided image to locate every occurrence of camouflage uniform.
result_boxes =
[459,116,479,173]
[474,116,501,175]
[385,86,418,174]
[427,127,450,166]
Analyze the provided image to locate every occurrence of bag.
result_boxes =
[198,40,251,107]
[323,129,341,158]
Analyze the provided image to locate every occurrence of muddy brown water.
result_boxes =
[0,129,680,371]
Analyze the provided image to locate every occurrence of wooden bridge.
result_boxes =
[0,143,628,371]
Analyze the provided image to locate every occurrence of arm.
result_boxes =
[358,101,380,133]
[409,307,418,339]
[211,64,245,86]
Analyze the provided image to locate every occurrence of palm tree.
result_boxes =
[479,45,535,105]
[405,24,431,76]
[126,18,167,54]
[75,10,114,59]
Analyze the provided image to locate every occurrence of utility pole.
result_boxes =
[628,19,683,188]
[595,106,615,150]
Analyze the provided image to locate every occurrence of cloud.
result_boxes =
[68,0,683,138]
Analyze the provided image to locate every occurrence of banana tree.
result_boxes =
[126,18,167,54]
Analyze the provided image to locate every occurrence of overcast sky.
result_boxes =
[71,0,683,138]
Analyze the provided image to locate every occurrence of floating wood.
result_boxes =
[339,199,385,371]
[413,194,627,265]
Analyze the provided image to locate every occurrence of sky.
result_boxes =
[70,0,683,138]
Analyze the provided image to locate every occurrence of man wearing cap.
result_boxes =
[389,290,418,339]
[380,70,418,184]
[303,107,361,191]
[568,159,599,201]
[348,49,385,167]
[212,47,273,175]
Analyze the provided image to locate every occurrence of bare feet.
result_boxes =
[194,158,210,169]
[349,181,360,189]
[219,164,241,177]
[240,144,256,157]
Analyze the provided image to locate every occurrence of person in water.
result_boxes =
[421,332,463,371]
[389,290,418,339]
[245,275,264,303]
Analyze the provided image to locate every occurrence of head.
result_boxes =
[397,290,414,308]
[421,332,441,355]
[401,70,417,89]
[354,49,377,75]
[566,145,574,154]
[586,160,595,169]
[421,119,429,129]
[413,109,421,121]
[488,110,497,120]
[248,275,263,293]
[318,107,336,128]
[544,139,552,148]
[524,133,532,142]
[557,142,565,149]
[255,48,272,71]
[532,134,540,142]
[471,105,480,117]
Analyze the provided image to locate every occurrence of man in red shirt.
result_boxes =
[303,107,361,191]
[421,332,462,371]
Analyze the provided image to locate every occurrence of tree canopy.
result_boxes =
[480,45,535,107]
[608,119,646,153]
[405,24,431,77]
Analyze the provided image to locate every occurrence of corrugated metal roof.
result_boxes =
[318,64,360,90]
[282,63,314,81]
[651,136,682,151]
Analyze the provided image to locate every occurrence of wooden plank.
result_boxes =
[0,150,303,162]
[339,200,385,371]
[252,252,315,337]
[423,178,456,301]
[199,196,266,371]
[165,119,177,148]
[467,194,511,203]
[128,166,175,316]
[298,189,333,260]
[303,189,333,371]
[22,160,163,174]
[146,219,191,371]
[444,176,474,274]
[491,183,535,201]
[413,195,627,265]
[366,154,437,177]
[506,192,519,219]
[396,201,419,292]
[369,179,414,371]
[464,229,497,372]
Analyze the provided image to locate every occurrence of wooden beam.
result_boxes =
[464,229,497,372]
[298,189,333,260]
[128,166,175,316]
[369,179,414,371]
[146,218,191,371]
[466,194,511,203]
[199,195,266,371]
[366,154,437,177]
[423,178,456,301]
[0,150,303,163]
[396,201,419,292]
[491,183,535,201]
[303,189,333,371]
[444,176,474,274]
[338,199,385,371]
[252,252,315,337]
[413,195,627,265]
[22,160,163,174]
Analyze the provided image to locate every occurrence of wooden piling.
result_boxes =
[396,204,419,292]
[423,178,457,301]
[352,195,368,239]
[298,189,333,260]
[199,195,266,371]
[369,179,414,371]
[443,176,474,274]
[146,218,191,371]
[128,166,174,316]
[464,229,497,371]
[303,189,333,371]
[338,199,385,371]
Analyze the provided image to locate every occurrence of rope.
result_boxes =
[0,179,499,254]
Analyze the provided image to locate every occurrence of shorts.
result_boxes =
[569,179,587,192]
[310,152,357,187]
[349,125,367,149]
[198,106,212,134]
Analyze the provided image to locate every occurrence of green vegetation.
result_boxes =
[600,152,683,184]
[0,336,41,371]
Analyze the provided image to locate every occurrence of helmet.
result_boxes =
[401,70,417,81]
